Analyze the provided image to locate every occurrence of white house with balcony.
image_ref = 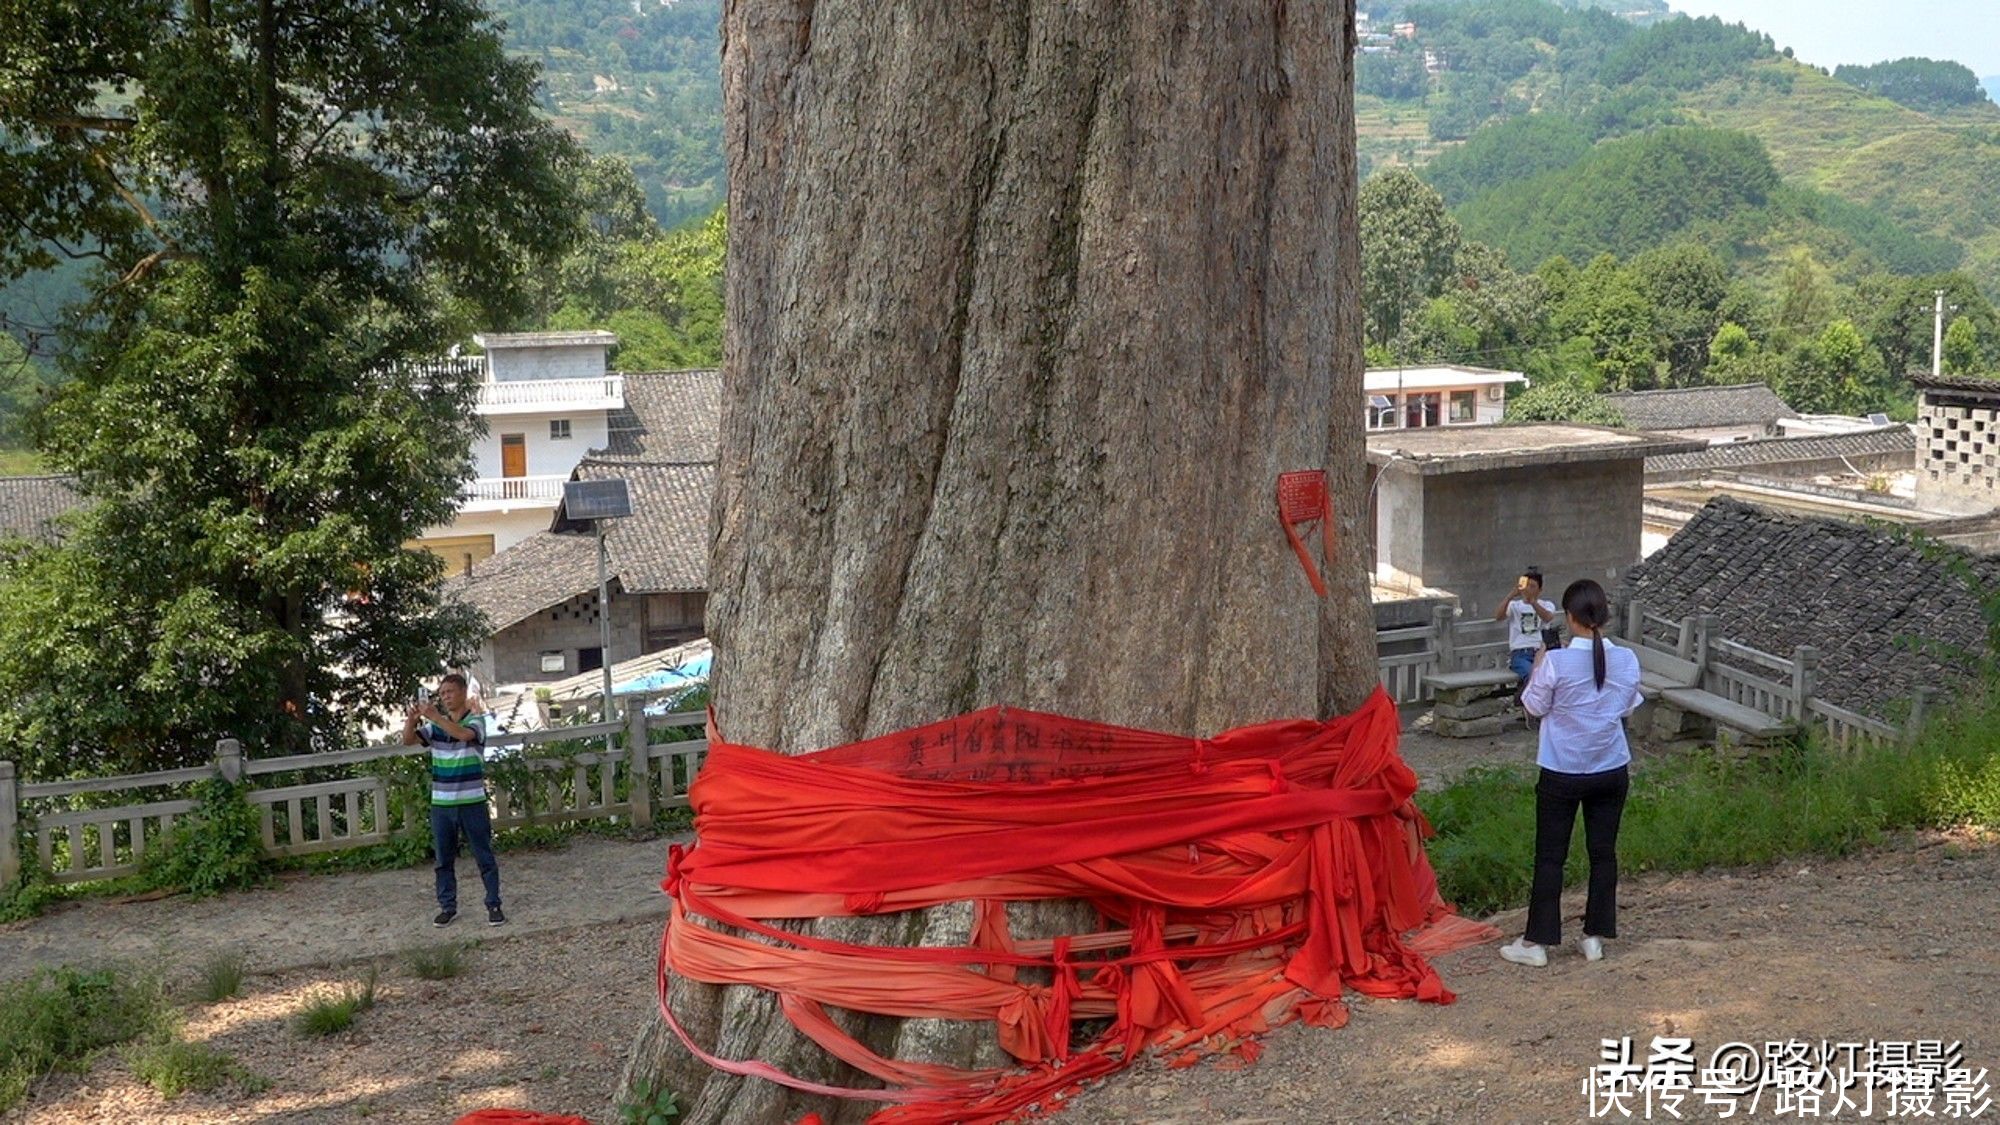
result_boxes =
[1364,364,1526,431]
[409,330,627,575]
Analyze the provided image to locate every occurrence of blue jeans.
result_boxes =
[1509,647,1537,687]
[431,803,501,912]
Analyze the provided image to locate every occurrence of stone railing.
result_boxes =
[0,698,701,889]
[1373,602,1929,751]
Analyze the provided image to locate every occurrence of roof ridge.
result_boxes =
[1605,382,1773,398]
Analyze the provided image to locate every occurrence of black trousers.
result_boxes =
[1525,764,1629,946]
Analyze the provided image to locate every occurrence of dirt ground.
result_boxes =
[5,716,1996,1123]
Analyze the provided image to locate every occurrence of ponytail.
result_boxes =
[1561,579,1613,691]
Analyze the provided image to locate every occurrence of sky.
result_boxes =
[1668,1,2000,79]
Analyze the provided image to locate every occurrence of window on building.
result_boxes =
[1448,390,1476,423]
[1367,395,1396,430]
[539,651,566,673]
[550,418,573,441]
[1405,393,1440,429]
[578,647,604,673]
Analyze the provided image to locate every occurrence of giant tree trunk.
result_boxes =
[626,3,1372,1121]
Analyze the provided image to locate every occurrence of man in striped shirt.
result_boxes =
[402,673,504,927]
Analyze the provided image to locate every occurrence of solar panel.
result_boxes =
[1867,413,1890,426]
[562,478,632,521]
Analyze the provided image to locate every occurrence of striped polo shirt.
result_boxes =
[421,710,489,807]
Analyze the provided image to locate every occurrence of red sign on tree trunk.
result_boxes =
[1277,470,1336,597]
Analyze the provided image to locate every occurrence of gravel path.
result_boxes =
[0,831,685,984]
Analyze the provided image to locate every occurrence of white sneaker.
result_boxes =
[1500,938,1548,967]
[1578,935,1605,962]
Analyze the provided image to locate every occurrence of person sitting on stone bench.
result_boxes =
[1493,566,1557,697]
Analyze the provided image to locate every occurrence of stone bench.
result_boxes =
[1609,636,1796,748]
[1422,668,1521,738]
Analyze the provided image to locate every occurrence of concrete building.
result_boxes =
[1363,365,1525,431]
[1913,373,2000,516]
[1600,383,1798,445]
[1367,424,1702,617]
[407,330,628,575]
[448,368,718,688]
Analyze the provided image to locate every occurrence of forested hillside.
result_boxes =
[489,0,724,228]
[6,0,1999,462]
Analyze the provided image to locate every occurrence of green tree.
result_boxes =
[0,0,582,773]
[0,335,42,447]
[1774,249,1838,343]
[1943,317,1984,376]
[1505,381,1627,426]
[1550,254,1660,391]
[1779,319,1883,414]
[1833,57,1987,112]
[1631,241,1728,385]
[1360,169,1462,348]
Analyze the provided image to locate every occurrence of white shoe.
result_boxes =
[1500,938,1548,967]
[1578,935,1605,962]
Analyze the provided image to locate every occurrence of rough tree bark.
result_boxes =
[624,3,1374,1122]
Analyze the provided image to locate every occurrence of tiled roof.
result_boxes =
[0,475,83,543]
[1600,383,1798,432]
[570,459,714,593]
[449,368,718,630]
[1618,497,1998,717]
[596,368,719,463]
[449,531,602,631]
[1645,426,1916,475]
[1912,372,2000,395]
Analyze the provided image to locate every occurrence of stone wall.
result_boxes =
[485,589,645,685]
[1379,460,1644,618]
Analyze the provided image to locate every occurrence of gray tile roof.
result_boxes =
[1645,426,1916,475]
[450,531,602,631]
[0,475,83,543]
[1618,496,1998,717]
[1912,372,2000,396]
[449,368,719,630]
[596,368,719,463]
[568,459,714,593]
[1600,383,1799,432]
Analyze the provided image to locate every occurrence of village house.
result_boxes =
[1600,382,1799,445]
[1364,364,1525,431]
[1366,423,1702,617]
[406,330,629,576]
[1624,496,1996,719]
[447,367,719,688]
[1913,372,2000,517]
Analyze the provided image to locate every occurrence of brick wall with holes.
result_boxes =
[1918,395,2000,515]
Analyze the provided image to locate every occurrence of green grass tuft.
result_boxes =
[193,952,246,1003]
[126,1034,255,1098]
[402,942,470,981]
[293,968,379,1038]
[0,965,171,1112]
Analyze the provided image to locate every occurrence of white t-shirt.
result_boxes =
[1506,598,1557,650]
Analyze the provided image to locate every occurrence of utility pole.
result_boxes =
[1933,288,1946,379]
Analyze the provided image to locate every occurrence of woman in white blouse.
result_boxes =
[1500,579,1642,968]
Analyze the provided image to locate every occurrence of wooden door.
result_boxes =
[500,433,527,478]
